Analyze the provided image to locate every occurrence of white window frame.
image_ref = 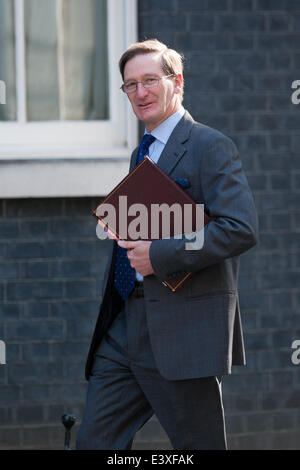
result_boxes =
[0,0,138,198]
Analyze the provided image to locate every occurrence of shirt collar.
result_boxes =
[145,106,185,144]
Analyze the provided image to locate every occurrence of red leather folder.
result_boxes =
[93,156,211,292]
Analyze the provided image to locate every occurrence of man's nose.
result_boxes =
[135,82,148,97]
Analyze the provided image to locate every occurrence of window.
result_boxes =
[0,0,137,158]
[0,0,137,197]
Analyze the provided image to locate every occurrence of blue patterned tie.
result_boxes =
[114,133,155,300]
[136,133,156,165]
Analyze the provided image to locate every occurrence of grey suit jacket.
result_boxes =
[85,111,258,381]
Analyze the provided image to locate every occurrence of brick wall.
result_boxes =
[0,0,300,449]
[0,198,108,449]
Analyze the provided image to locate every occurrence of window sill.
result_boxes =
[0,154,131,198]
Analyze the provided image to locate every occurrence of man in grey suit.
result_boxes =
[76,39,258,450]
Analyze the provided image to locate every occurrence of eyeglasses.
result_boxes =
[121,74,174,94]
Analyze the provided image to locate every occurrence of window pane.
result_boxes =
[25,0,108,121]
[25,0,60,120]
[0,0,16,121]
[60,0,109,120]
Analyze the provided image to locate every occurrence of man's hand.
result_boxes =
[118,240,154,277]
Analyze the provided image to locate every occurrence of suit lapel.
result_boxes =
[155,110,194,175]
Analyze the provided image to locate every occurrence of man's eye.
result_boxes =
[145,78,157,84]
[126,82,136,88]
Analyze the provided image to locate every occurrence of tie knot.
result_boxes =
[140,134,155,153]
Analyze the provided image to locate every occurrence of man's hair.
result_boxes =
[119,39,184,99]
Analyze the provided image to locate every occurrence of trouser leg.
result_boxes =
[132,368,227,450]
[76,353,153,450]
[76,308,153,450]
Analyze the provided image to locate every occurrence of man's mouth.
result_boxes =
[138,102,153,109]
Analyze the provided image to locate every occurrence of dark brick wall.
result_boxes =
[139,0,300,450]
[0,198,109,449]
[0,0,300,450]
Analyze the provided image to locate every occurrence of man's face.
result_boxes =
[123,52,182,132]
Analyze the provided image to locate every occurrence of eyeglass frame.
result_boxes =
[120,74,175,94]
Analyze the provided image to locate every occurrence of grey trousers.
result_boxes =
[76,294,227,450]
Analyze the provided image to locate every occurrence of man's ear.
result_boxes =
[174,74,183,95]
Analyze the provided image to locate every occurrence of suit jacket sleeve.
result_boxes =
[149,134,259,281]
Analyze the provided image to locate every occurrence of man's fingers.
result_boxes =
[118,240,138,249]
